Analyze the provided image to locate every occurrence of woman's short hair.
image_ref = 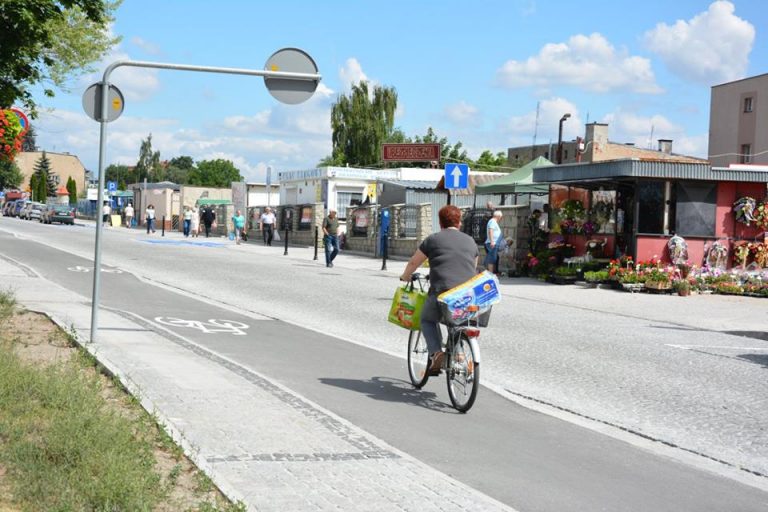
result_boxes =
[493,210,503,218]
[438,205,462,229]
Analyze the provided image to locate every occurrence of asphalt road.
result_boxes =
[1,225,767,511]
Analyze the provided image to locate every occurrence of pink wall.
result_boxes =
[637,182,766,266]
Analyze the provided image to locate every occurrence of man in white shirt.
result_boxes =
[259,207,276,246]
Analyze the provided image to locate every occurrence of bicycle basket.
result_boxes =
[438,301,492,327]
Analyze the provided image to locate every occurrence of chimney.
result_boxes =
[584,123,608,163]
[658,139,673,154]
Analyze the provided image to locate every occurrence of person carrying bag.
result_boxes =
[387,279,427,331]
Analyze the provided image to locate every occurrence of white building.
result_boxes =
[246,182,279,207]
[278,166,447,219]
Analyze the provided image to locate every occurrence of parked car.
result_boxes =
[20,202,44,220]
[12,200,28,218]
[41,204,76,225]
[2,201,17,216]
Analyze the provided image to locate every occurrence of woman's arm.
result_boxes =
[399,249,427,282]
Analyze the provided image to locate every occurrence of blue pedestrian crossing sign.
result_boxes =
[107,181,117,192]
[444,163,469,189]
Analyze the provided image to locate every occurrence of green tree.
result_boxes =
[0,1,121,113]
[0,159,24,189]
[66,175,77,204]
[412,127,469,168]
[21,126,36,152]
[328,82,398,166]
[32,151,54,202]
[134,134,162,183]
[474,150,509,172]
[188,159,242,188]
[104,163,131,186]
[29,173,39,199]
[165,155,196,184]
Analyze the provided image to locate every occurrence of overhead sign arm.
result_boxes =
[87,50,321,344]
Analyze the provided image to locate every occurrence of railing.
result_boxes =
[397,205,418,238]
[462,208,493,244]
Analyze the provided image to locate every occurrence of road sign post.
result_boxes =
[85,51,321,344]
[444,163,469,189]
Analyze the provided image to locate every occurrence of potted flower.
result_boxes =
[672,279,691,297]
[644,267,672,291]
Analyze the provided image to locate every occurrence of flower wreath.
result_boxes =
[754,200,768,230]
[592,200,614,224]
[733,196,757,226]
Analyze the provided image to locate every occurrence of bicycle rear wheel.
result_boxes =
[407,330,430,388]
[446,333,479,412]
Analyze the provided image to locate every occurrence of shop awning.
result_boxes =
[474,156,552,194]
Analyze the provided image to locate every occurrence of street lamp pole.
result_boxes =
[557,113,571,164]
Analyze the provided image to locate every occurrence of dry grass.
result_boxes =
[0,291,244,512]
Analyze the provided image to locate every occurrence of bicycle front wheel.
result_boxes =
[407,330,430,388]
[446,333,479,412]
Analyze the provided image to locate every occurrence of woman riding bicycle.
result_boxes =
[400,205,479,375]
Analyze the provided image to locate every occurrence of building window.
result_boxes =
[564,150,568,160]
[336,191,362,219]
[674,182,716,237]
[637,181,665,234]
[744,97,753,113]
[740,144,752,164]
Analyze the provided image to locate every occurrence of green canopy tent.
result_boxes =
[474,156,553,197]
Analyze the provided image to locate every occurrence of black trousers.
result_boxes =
[263,224,274,246]
[204,222,212,237]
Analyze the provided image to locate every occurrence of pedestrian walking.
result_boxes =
[201,205,215,238]
[322,209,340,268]
[124,202,134,228]
[182,206,193,237]
[259,206,276,246]
[484,210,504,273]
[190,205,200,238]
[102,202,111,227]
[232,209,245,245]
[146,204,156,234]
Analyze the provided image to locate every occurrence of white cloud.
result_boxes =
[79,48,161,102]
[339,58,370,89]
[503,97,583,142]
[644,1,754,85]
[443,101,480,125]
[496,33,662,94]
[130,36,162,56]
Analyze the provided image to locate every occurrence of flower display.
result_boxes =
[0,109,24,161]
[733,196,757,226]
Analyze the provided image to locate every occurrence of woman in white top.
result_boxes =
[259,207,276,246]
[190,206,200,237]
[484,210,503,273]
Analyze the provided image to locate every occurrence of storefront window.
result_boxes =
[674,182,716,237]
[637,181,665,234]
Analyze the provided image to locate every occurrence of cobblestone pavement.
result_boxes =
[0,258,514,511]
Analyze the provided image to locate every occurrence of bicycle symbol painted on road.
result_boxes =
[67,265,123,274]
[154,317,250,336]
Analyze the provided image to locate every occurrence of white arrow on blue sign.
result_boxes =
[444,163,469,189]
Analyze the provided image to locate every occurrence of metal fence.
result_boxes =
[397,205,418,238]
[462,208,492,244]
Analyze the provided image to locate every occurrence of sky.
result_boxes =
[29,0,768,182]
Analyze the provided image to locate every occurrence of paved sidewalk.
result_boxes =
[0,258,513,512]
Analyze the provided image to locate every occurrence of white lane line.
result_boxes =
[667,344,768,351]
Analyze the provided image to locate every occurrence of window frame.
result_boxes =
[744,96,753,113]
[740,144,752,164]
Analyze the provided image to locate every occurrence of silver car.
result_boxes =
[20,202,44,221]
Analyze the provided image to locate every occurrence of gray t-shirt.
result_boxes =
[419,228,479,294]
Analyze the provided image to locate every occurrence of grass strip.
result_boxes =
[0,340,165,510]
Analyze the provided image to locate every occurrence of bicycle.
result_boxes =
[406,273,485,413]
